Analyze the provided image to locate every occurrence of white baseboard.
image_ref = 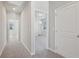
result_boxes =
[20,40,34,56]
[30,52,35,56]
[0,41,6,56]
[48,48,65,57]
[48,48,56,53]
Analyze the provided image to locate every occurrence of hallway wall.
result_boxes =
[49,2,55,51]
[0,2,7,56]
[20,2,31,54]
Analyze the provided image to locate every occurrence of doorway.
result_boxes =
[34,9,48,53]
[7,12,20,42]
[8,20,19,41]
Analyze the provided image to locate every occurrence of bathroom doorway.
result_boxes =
[34,9,48,53]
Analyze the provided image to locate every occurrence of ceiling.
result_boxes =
[54,1,71,9]
[2,1,76,14]
[3,1,28,14]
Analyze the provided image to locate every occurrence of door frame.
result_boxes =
[34,9,49,54]
[6,12,20,42]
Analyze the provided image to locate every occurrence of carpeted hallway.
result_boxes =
[0,39,63,58]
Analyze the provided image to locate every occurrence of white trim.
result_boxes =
[48,48,65,58]
[47,2,49,49]
[0,41,6,56]
[31,3,35,56]
[48,48,55,53]
[20,40,34,56]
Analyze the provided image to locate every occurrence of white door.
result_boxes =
[75,3,79,57]
[55,3,77,57]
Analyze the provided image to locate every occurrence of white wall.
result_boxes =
[20,2,32,54]
[7,12,20,21]
[0,2,7,56]
[49,2,55,51]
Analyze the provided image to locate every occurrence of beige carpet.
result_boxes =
[0,39,64,58]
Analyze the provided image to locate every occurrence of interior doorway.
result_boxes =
[7,12,20,42]
[34,9,48,53]
[8,20,19,41]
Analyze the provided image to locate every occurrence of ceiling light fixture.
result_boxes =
[13,8,16,11]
